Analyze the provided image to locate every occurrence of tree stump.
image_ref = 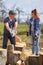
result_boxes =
[12,51,21,65]
[15,42,26,51]
[15,45,23,51]
[39,52,43,65]
[7,44,22,65]
[25,57,29,65]
[25,55,40,65]
[0,48,7,65]
[29,55,40,65]
[7,45,14,65]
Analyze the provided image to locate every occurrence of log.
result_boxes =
[39,52,43,65]
[0,48,7,65]
[15,45,23,51]
[12,51,21,65]
[15,42,26,51]
[29,55,40,65]
[25,55,40,65]
[7,45,22,65]
[7,50,21,65]
[0,48,7,57]
[25,57,29,65]
[7,45,14,65]
[7,44,14,53]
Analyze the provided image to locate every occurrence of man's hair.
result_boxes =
[9,10,16,15]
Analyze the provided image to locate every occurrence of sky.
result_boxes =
[3,0,43,23]
[4,0,43,13]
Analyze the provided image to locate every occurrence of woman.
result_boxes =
[29,9,41,55]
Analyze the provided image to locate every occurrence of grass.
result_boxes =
[40,25,43,30]
[17,24,28,33]
[17,24,29,41]
[0,22,4,35]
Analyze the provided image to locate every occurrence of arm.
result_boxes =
[12,20,18,37]
[4,22,10,31]
[13,18,18,30]
[29,22,31,35]
[13,22,18,30]
[4,18,12,33]
[35,19,40,35]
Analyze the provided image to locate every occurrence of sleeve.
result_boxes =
[36,19,40,31]
[4,17,9,23]
[14,18,17,22]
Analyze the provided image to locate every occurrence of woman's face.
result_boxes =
[31,12,35,19]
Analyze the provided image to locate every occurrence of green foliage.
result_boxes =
[0,22,4,35]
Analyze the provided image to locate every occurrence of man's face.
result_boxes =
[9,14,15,19]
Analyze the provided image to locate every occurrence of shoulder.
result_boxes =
[4,17,9,23]
[29,18,32,23]
[30,18,32,21]
[34,18,40,22]
[34,19,40,25]
[4,17,9,21]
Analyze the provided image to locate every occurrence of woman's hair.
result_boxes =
[31,9,40,20]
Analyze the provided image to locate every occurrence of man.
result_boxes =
[3,10,17,49]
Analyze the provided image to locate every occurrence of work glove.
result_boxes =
[11,29,17,37]
[9,28,12,34]
[34,35,37,41]
[9,28,16,37]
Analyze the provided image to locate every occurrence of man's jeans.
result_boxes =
[3,31,16,49]
[31,32,40,54]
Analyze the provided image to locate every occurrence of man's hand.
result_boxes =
[5,22,17,37]
[9,28,12,33]
[11,29,16,37]
[9,29,16,37]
